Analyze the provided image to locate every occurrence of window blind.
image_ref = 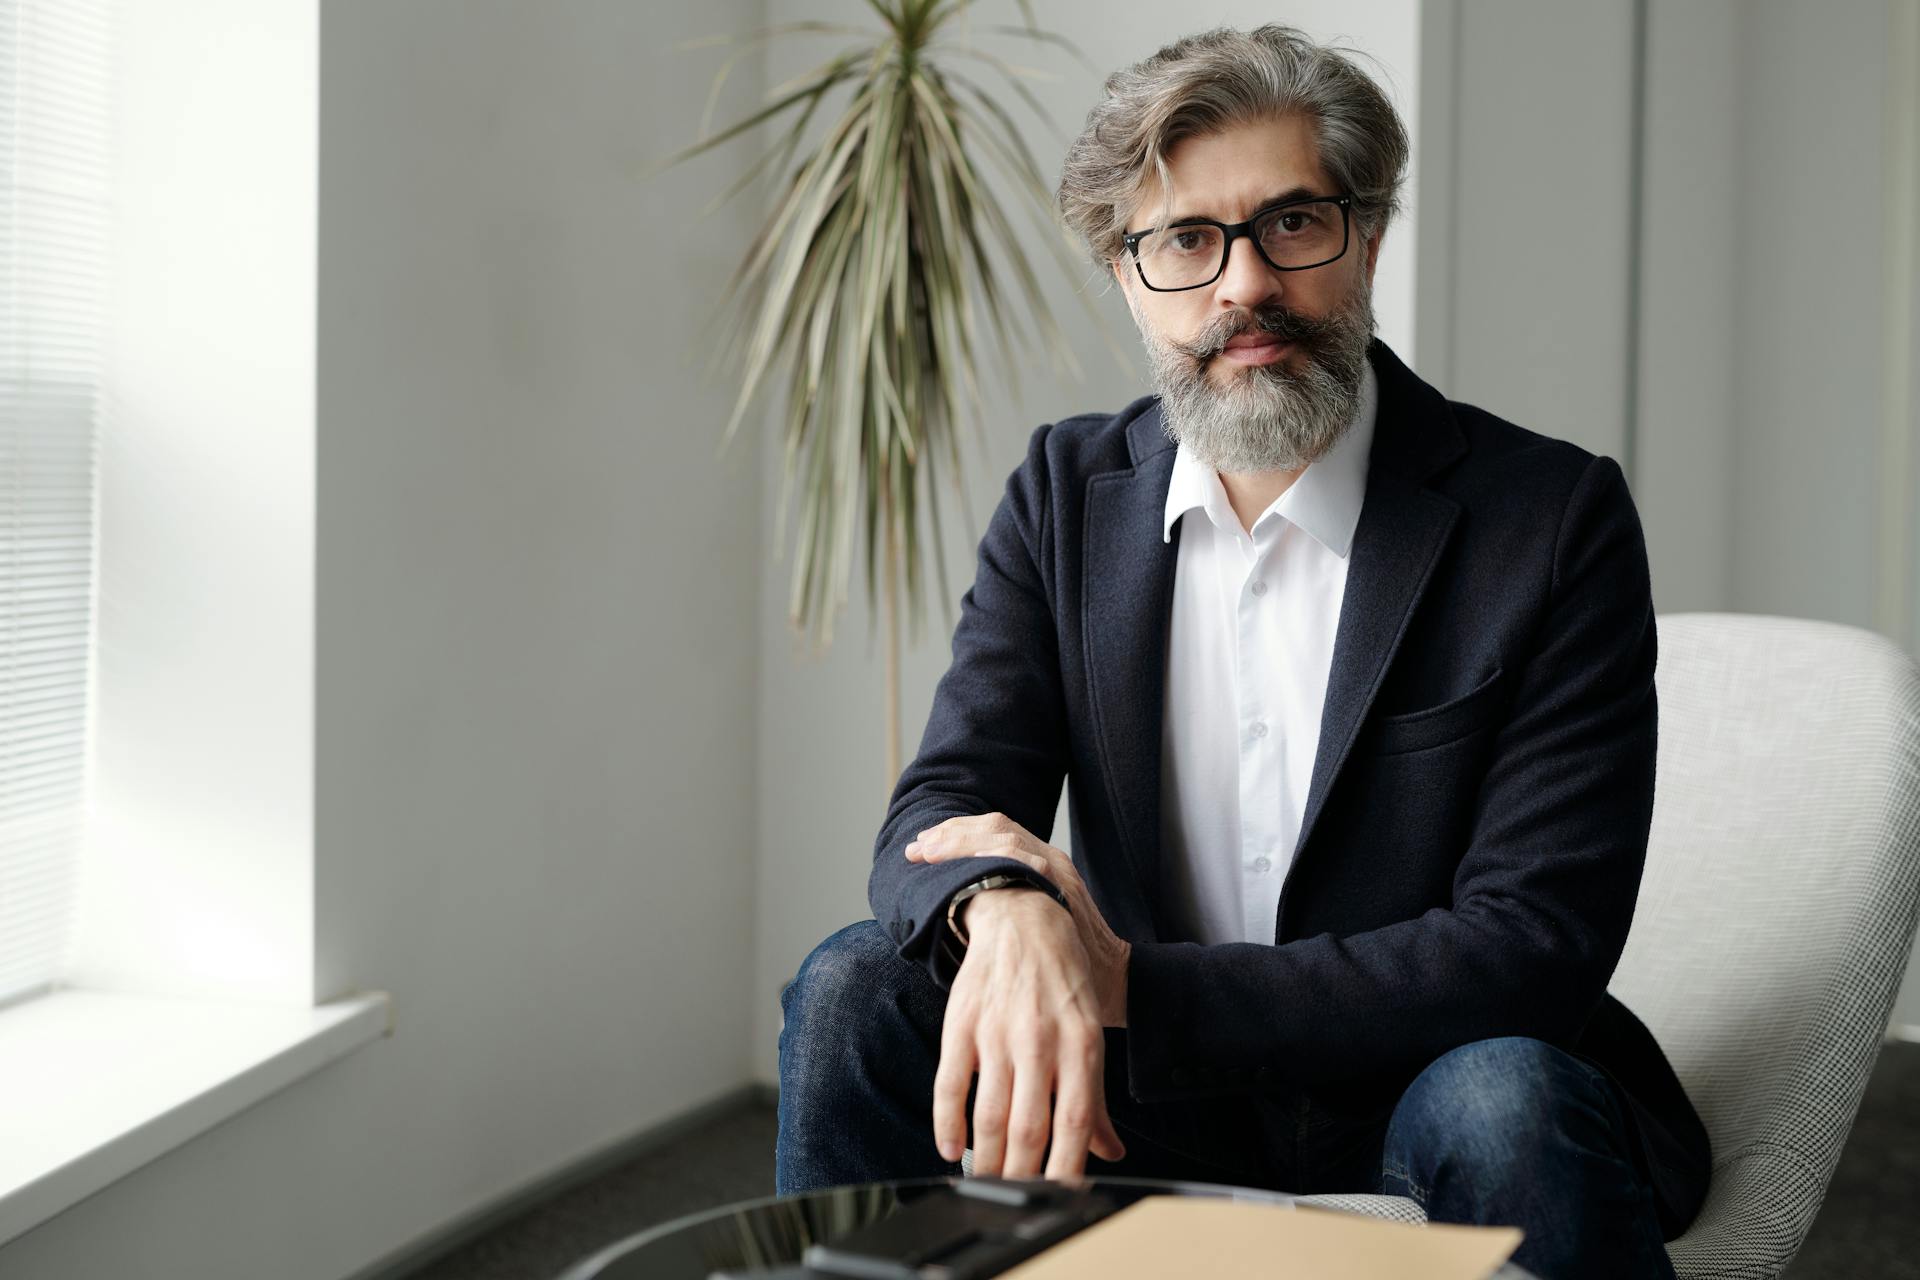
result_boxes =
[0,0,109,1007]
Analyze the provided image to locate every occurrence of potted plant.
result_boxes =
[655,0,1103,783]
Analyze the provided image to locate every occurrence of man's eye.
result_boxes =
[1169,230,1207,253]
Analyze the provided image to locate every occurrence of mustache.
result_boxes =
[1174,303,1346,363]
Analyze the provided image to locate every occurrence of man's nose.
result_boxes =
[1213,234,1285,311]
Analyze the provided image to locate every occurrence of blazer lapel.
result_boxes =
[1083,338,1467,944]
[1083,415,1182,940]
[1287,446,1461,870]
[1283,341,1467,928]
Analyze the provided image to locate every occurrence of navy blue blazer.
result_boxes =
[868,336,1711,1227]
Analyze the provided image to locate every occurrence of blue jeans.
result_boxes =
[777,919,1679,1280]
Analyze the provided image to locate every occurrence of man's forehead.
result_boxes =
[1123,114,1332,226]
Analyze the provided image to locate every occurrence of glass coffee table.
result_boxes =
[556,1175,1539,1279]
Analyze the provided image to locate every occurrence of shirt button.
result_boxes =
[1250,720,1268,739]
[1252,856,1272,873]
[1250,579,1267,596]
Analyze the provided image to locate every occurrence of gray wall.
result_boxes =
[1424,0,1920,1027]
[1416,0,1639,462]
[1432,0,1918,638]
[1725,0,1898,632]
[1652,0,1920,1025]
[1634,0,1739,616]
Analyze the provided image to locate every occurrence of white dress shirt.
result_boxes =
[1157,361,1379,945]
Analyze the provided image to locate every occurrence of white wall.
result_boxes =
[66,0,317,1006]
[752,0,1426,1085]
[0,1,766,1276]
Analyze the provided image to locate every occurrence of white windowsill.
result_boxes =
[0,986,392,1247]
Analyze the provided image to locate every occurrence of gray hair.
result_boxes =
[1056,24,1410,273]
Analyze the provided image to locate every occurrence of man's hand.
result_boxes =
[905,812,1131,1027]
[930,886,1128,1179]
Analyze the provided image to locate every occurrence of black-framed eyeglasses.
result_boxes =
[1121,193,1352,291]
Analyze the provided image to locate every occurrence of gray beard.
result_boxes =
[1145,290,1376,474]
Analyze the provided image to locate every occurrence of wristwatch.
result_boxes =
[940,871,1075,951]
[946,872,1025,948]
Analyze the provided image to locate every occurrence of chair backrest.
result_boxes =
[1609,612,1920,1243]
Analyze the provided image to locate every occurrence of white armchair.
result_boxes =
[1295,612,1920,1278]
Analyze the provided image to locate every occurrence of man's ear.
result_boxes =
[1363,228,1384,288]
[1111,259,1140,321]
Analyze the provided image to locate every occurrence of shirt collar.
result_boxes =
[1160,357,1378,557]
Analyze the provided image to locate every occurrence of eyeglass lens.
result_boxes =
[1134,200,1347,289]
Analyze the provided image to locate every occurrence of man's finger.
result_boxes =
[933,1006,977,1164]
[906,843,1054,884]
[970,1055,1014,1177]
[1044,1037,1099,1180]
[918,812,1008,834]
[1090,1056,1128,1164]
[1003,1046,1056,1179]
[905,831,1013,860]
[911,814,1002,845]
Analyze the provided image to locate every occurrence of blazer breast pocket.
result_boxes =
[1366,664,1508,756]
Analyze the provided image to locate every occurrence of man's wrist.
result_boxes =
[947,873,1029,946]
[960,883,1052,929]
[942,870,1072,968]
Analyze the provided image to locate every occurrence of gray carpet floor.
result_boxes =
[401,1042,1920,1280]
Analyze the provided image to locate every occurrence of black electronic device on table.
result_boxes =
[708,1176,1120,1280]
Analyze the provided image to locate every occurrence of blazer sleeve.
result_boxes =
[1123,453,1659,1099]
[869,422,1074,991]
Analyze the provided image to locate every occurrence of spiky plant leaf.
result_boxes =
[660,0,1113,660]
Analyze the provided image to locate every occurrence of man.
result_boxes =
[776,24,1711,1280]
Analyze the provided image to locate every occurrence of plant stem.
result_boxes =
[882,474,902,789]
